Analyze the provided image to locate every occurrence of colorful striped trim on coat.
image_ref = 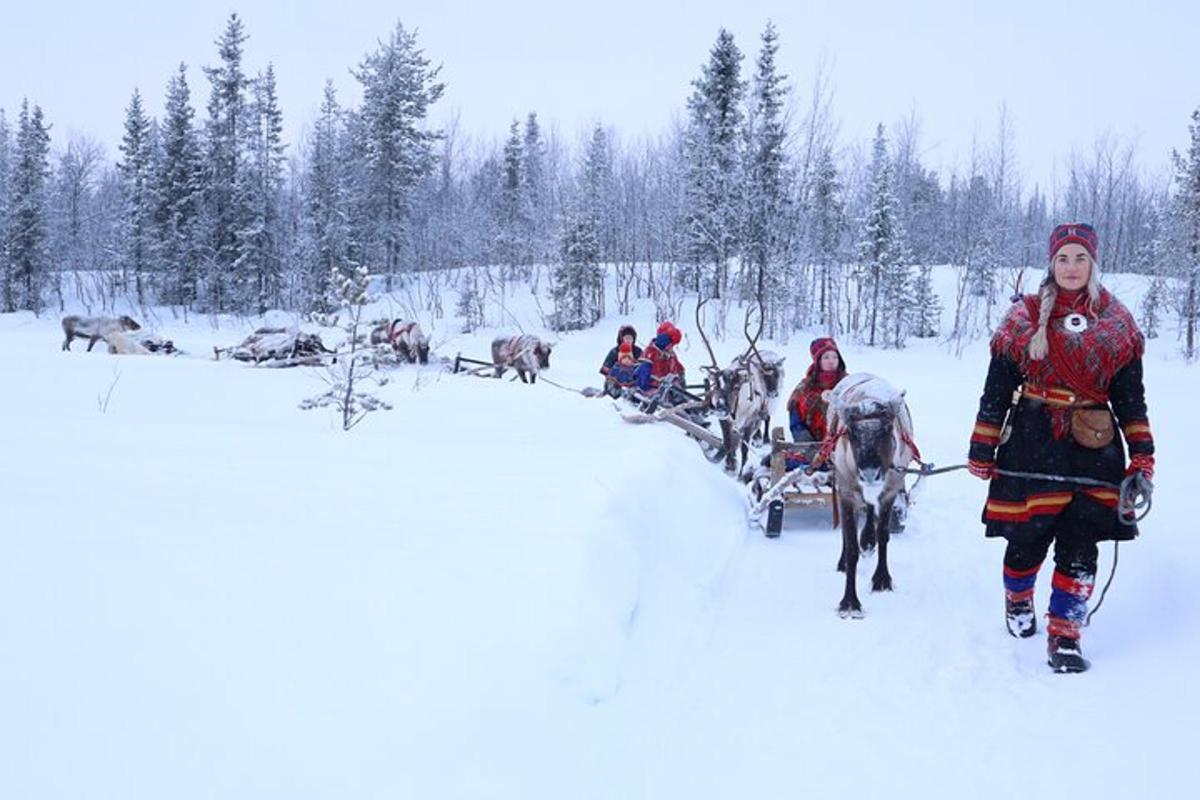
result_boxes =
[1082,487,1120,508]
[1122,420,1153,443]
[985,492,1073,523]
[971,420,1002,446]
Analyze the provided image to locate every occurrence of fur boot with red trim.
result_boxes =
[1046,569,1095,673]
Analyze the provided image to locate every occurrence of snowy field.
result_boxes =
[1,269,1197,799]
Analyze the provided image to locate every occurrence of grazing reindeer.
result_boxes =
[823,373,915,618]
[491,335,553,384]
[370,319,430,364]
[62,315,141,352]
[696,300,772,478]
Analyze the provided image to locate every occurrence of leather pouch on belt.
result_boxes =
[1070,408,1114,449]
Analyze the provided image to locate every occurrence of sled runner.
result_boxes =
[749,426,911,540]
[451,353,500,377]
[749,428,840,537]
[615,380,727,461]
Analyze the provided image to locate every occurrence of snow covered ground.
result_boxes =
[1,270,1197,799]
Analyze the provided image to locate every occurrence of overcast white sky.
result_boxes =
[1,0,1195,189]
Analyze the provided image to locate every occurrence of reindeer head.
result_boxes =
[756,351,785,397]
[537,342,552,369]
[119,315,142,332]
[416,337,430,364]
[707,363,755,420]
[835,398,902,486]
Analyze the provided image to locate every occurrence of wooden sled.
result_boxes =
[749,427,840,538]
[451,353,499,377]
[616,383,726,460]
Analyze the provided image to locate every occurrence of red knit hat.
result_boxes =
[618,341,633,358]
[810,337,839,362]
[656,320,682,345]
[1048,222,1098,262]
[805,337,845,388]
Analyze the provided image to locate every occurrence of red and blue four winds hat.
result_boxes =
[1048,222,1099,262]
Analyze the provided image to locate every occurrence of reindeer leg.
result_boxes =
[86,335,100,352]
[62,334,72,351]
[872,494,895,592]
[860,506,877,553]
[837,497,863,618]
[836,501,855,572]
[721,421,737,474]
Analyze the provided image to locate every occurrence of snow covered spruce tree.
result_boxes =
[1172,107,1200,360]
[242,63,286,314]
[302,81,353,312]
[521,112,553,269]
[742,21,792,334]
[551,124,609,330]
[6,100,51,313]
[157,64,205,310]
[202,13,253,313]
[806,144,847,334]
[0,109,11,309]
[681,28,745,299]
[300,263,391,431]
[352,21,444,282]
[948,170,1002,347]
[1140,276,1168,340]
[908,264,941,338]
[496,119,528,277]
[116,89,159,305]
[856,124,912,347]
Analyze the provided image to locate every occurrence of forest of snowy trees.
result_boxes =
[3,14,1200,355]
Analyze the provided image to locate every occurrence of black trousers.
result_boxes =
[1003,499,1099,579]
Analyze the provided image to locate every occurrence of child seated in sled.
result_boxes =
[633,321,690,407]
[601,325,643,397]
[606,341,640,390]
[781,337,848,472]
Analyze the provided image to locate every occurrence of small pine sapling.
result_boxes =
[300,264,392,430]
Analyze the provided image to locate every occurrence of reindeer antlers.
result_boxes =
[743,302,766,366]
[695,297,721,373]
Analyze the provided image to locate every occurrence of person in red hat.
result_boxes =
[786,337,847,445]
[635,320,686,394]
[968,222,1155,674]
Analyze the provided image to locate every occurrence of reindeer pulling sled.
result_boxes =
[452,335,554,384]
[615,299,787,469]
[748,373,917,556]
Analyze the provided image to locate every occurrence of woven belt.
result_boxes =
[1020,384,1106,408]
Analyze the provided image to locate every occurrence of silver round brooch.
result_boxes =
[1064,313,1088,333]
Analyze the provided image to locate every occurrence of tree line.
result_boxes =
[2,14,1198,355]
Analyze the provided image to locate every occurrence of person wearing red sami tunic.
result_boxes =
[635,321,686,392]
[968,222,1155,674]
[786,337,847,444]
